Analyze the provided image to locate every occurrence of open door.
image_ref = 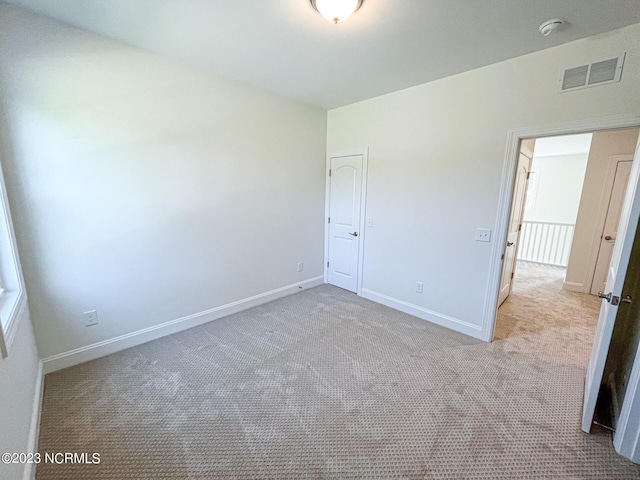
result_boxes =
[612,224,640,462]
[583,136,640,434]
[498,140,534,306]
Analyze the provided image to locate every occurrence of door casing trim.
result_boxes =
[483,113,640,343]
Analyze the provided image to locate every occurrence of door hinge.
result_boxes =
[511,272,514,279]
[526,171,531,179]
[329,169,331,177]
[328,217,330,224]
[501,254,504,260]
[518,223,522,232]
[327,261,329,268]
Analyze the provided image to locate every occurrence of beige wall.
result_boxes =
[565,128,640,292]
[0,4,327,358]
[523,153,589,225]
[327,23,640,336]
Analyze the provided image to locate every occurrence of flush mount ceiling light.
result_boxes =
[311,0,363,24]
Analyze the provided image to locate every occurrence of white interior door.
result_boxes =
[498,150,532,306]
[327,154,363,293]
[590,160,633,295]
[583,137,640,433]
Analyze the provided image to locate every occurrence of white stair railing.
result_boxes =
[517,221,575,267]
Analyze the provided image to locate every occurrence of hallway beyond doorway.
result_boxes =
[496,261,600,341]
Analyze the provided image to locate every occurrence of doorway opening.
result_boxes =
[495,132,597,339]
[490,120,640,460]
[495,127,639,339]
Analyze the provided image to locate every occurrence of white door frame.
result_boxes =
[482,113,640,343]
[324,148,369,295]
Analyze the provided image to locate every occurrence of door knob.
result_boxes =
[506,242,514,247]
[604,235,615,241]
[598,291,612,302]
[348,232,358,237]
[621,295,633,304]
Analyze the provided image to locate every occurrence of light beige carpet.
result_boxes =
[36,263,640,479]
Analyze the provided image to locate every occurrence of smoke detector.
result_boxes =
[539,18,565,36]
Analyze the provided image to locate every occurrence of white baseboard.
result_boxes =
[563,281,584,292]
[360,288,483,340]
[23,360,44,480]
[42,276,324,374]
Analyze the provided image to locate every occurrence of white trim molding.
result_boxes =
[0,291,27,357]
[23,360,44,480]
[562,281,584,292]
[42,276,324,374]
[361,288,483,340]
[0,148,28,357]
[482,113,640,342]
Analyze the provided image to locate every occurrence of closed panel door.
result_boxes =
[590,160,633,295]
[328,155,362,292]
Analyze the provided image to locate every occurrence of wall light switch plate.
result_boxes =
[475,228,491,242]
[84,310,98,327]
[366,217,373,227]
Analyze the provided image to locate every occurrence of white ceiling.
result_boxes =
[4,0,640,109]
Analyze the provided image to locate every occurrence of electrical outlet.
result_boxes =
[475,228,492,242]
[415,282,424,294]
[297,262,304,272]
[83,310,98,327]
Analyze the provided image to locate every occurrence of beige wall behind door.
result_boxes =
[565,128,640,292]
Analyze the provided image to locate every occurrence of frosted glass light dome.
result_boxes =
[311,0,363,24]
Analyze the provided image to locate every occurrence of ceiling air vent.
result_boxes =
[559,53,625,92]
